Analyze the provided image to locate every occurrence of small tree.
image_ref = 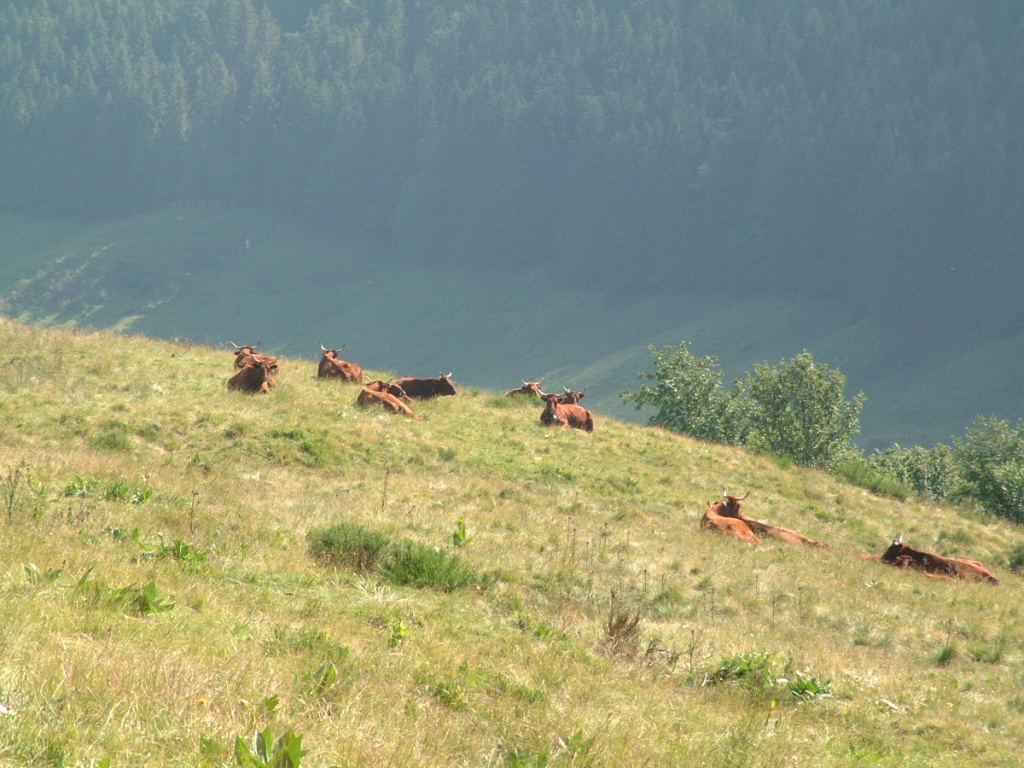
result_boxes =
[954,416,1024,523]
[743,351,865,470]
[620,342,746,444]
[623,345,864,470]
[867,443,963,501]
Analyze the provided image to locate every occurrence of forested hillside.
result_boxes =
[2,0,1023,447]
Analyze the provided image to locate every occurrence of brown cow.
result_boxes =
[227,358,275,394]
[880,536,999,584]
[701,494,761,544]
[356,386,417,417]
[539,387,587,424]
[394,373,457,399]
[557,387,586,404]
[230,341,277,369]
[703,492,826,548]
[540,392,595,432]
[504,380,545,398]
[318,343,363,382]
[363,379,411,402]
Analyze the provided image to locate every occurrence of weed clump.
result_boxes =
[308,522,478,592]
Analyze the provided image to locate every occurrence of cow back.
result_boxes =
[394,375,457,399]
[701,506,761,545]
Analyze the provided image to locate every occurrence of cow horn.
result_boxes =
[320,342,327,351]
[230,341,241,349]
[736,492,749,501]
[897,534,905,544]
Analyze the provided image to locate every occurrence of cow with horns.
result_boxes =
[318,343,363,383]
[540,392,595,432]
[230,342,279,389]
[700,491,826,547]
[356,384,417,417]
[230,341,277,369]
[227,357,276,394]
[881,536,999,584]
[504,380,545,399]
[363,379,411,402]
[393,373,457,399]
[700,493,761,544]
[557,387,586,405]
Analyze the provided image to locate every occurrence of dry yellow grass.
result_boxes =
[0,316,1022,767]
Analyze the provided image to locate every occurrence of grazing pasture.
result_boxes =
[0,317,1022,767]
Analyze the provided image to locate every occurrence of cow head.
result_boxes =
[320,342,346,360]
[436,372,457,396]
[716,491,748,518]
[559,387,586,404]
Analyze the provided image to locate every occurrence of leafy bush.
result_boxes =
[620,342,746,445]
[743,352,865,470]
[1008,543,1024,573]
[235,726,305,768]
[703,651,832,701]
[866,443,963,501]
[834,457,909,500]
[954,416,1024,523]
[622,345,864,469]
[705,651,786,693]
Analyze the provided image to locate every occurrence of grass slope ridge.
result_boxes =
[3,207,1024,451]
[0,317,1022,767]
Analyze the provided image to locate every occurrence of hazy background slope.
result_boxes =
[2,1,1023,450]
[3,206,1023,452]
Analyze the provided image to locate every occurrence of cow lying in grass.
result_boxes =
[540,392,594,432]
[700,492,827,547]
[227,358,275,394]
[318,343,363,382]
[356,383,417,418]
[504,380,545,398]
[880,536,999,584]
[701,494,761,544]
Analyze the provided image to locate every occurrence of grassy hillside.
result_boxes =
[2,206,1024,451]
[0,317,1022,767]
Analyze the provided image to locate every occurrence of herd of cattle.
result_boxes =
[225,342,595,430]
[225,343,998,585]
[703,493,1000,584]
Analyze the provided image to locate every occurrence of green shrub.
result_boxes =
[1007,543,1024,572]
[622,345,864,469]
[380,541,477,592]
[308,522,391,572]
[834,457,908,500]
[867,443,963,502]
[954,416,1024,522]
[620,341,746,445]
[309,524,478,592]
[743,352,865,470]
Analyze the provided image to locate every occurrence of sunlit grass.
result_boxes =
[0,316,1022,766]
